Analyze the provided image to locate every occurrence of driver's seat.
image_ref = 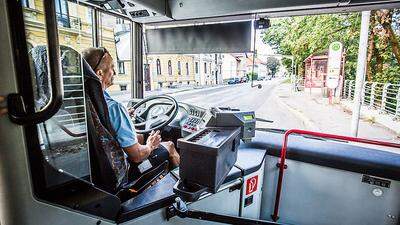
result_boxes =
[83,59,128,194]
[83,59,169,199]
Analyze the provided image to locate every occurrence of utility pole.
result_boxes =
[351,11,371,137]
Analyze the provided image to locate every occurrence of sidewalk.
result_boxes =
[273,83,400,143]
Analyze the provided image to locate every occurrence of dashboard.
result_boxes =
[180,104,208,134]
[130,99,210,136]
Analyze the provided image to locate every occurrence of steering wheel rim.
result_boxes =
[131,95,179,134]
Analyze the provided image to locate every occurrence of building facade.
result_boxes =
[22,0,131,92]
[221,54,239,81]
[145,54,223,90]
[192,54,222,86]
[146,54,196,89]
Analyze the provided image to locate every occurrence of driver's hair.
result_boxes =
[82,47,112,72]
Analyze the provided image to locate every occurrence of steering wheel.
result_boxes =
[131,95,179,134]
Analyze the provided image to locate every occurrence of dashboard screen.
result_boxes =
[243,114,254,121]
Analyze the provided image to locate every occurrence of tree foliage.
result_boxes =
[246,72,258,81]
[263,11,400,83]
[266,57,280,77]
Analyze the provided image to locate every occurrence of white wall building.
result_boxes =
[221,54,238,81]
[193,54,222,85]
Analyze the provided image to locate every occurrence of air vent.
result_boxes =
[129,10,150,18]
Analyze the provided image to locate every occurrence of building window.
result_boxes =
[21,0,29,7]
[195,62,199,74]
[186,62,189,76]
[118,61,125,74]
[55,0,70,28]
[156,59,161,75]
[120,84,127,91]
[177,61,181,75]
[116,18,124,24]
[204,63,207,74]
[209,63,212,74]
[168,60,172,76]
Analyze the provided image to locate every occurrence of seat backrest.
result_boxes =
[83,59,129,194]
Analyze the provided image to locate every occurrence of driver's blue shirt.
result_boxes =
[103,91,137,148]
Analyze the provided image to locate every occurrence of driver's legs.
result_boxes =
[161,141,180,167]
[137,134,180,167]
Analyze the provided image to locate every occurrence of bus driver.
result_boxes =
[82,47,180,174]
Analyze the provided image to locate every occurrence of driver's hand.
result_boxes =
[128,107,135,117]
[146,130,161,151]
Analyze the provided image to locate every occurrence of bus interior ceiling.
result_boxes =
[1,0,400,225]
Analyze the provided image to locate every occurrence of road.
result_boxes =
[112,79,311,131]
[113,79,399,145]
[169,79,306,130]
[173,82,274,111]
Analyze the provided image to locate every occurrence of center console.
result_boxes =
[181,105,207,133]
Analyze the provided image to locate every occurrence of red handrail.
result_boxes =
[271,129,400,221]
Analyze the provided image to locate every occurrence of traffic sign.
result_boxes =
[326,42,343,89]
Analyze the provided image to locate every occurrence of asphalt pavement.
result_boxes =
[112,78,306,131]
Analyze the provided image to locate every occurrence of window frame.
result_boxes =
[21,0,30,8]
[118,61,126,74]
[168,60,172,76]
[177,61,181,75]
[8,0,124,217]
[55,0,71,28]
[156,58,161,75]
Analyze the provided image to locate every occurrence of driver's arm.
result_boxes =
[107,102,161,163]
[123,131,161,163]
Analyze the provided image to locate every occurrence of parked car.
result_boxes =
[227,78,236,84]
[257,76,265,81]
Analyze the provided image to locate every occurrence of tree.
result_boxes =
[266,57,280,77]
[263,13,361,80]
[246,72,258,81]
[262,11,400,84]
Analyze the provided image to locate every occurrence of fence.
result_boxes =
[343,80,400,120]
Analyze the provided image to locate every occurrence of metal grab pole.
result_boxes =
[351,11,371,137]
[271,128,400,221]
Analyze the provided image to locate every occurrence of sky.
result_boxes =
[255,29,274,56]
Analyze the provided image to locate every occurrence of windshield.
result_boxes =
[19,0,400,192]
[113,11,400,145]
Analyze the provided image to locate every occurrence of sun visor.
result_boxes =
[145,21,252,54]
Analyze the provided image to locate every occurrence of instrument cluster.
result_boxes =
[182,105,207,133]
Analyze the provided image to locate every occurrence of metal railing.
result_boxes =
[343,80,400,120]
